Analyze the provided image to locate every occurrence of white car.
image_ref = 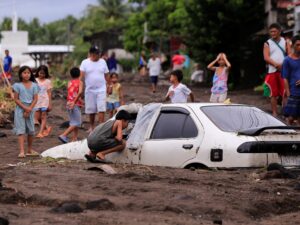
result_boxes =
[42,103,300,168]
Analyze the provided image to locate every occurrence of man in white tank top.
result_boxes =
[263,23,291,116]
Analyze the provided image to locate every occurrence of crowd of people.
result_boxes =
[1,21,300,159]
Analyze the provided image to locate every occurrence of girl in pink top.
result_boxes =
[34,65,52,138]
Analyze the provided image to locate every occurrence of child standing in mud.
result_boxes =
[107,73,124,118]
[207,53,231,103]
[12,66,39,158]
[34,65,52,138]
[165,70,194,103]
[58,67,83,143]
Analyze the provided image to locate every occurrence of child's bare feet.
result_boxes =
[42,126,52,137]
[26,150,39,156]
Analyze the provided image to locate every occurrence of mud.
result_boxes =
[0,79,299,224]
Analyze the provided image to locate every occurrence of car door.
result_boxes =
[139,106,204,167]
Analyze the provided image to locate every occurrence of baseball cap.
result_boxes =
[89,46,100,54]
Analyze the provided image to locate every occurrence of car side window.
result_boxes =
[150,111,198,139]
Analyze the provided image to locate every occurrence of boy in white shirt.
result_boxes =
[147,52,161,93]
[165,70,194,103]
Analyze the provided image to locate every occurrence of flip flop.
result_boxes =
[36,133,44,138]
[18,153,26,158]
[26,150,39,156]
[58,136,69,144]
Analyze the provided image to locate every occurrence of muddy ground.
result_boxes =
[0,78,299,225]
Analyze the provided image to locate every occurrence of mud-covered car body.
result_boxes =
[42,103,300,168]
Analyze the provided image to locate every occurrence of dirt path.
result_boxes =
[0,81,299,225]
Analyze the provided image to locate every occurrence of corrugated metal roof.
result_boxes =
[24,45,74,54]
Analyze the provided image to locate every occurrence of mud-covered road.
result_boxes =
[0,80,299,225]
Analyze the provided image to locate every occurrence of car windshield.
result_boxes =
[201,105,286,132]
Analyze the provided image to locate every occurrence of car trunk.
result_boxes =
[238,132,300,167]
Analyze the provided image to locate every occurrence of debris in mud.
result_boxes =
[86,199,115,210]
[261,163,298,179]
[0,132,6,138]
[163,205,185,214]
[87,165,117,174]
[213,219,222,225]
[294,183,300,191]
[51,201,83,214]
[0,217,9,225]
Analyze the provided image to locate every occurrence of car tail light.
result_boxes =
[211,149,223,162]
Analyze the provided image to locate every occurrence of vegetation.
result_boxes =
[0,87,15,126]
[0,0,266,87]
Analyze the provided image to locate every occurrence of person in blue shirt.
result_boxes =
[282,35,300,125]
[107,52,118,73]
[2,49,13,81]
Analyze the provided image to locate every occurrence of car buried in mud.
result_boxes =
[42,103,300,168]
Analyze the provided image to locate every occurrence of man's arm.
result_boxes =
[284,79,290,97]
[189,92,195,102]
[80,71,85,80]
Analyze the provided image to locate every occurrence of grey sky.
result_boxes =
[0,0,99,24]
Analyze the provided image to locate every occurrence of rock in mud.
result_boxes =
[51,201,83,213]
[261,163,298,179]
[0,217,9,225]
[86,199,115,210]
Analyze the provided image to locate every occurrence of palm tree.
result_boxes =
[97,0,129,21]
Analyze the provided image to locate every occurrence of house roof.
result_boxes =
[23,45,74,54]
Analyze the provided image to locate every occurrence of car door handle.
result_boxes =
[182,144,193,150]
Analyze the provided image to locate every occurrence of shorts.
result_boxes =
[107,101,120,110]
[85,91,106,114]
[0,72,12,80]
[283,96,300,118]
[34,107,48,112]
[150,76,158,84]
[210,92,227,103]
[68,105,82,127]
[264,72,284,97]
[88,137,122,153]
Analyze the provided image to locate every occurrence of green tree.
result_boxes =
[184,0,265,86]
[124,0,187,52]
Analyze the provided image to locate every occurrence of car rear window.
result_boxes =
[201,105,285,132]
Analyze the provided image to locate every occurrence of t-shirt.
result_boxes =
[35,78,52,108]
[282,56,300,96]
[147,58,161,76]
[80,58,109,93]
[107,57,117,72]
[107,83,121,103]
[12,82,39,104]
[167,83,191,103]
[172,54,185,65]
[3,55,12,72]
[267,37,286,73]
[211,67,228,94]
[67,79,83,107]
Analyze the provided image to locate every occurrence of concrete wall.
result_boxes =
[0,31,32,66]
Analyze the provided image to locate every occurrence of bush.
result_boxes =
[52,77,68,90]
[118,59,137,72]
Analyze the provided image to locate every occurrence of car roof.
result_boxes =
[161,103,246,107]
